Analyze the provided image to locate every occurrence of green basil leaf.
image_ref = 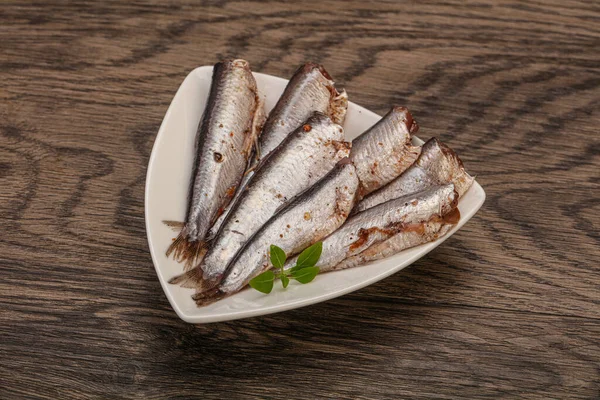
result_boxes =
[281,274,290,289]
[296,242,322,268]
[249,270,275,294]
[289,264,305,273]
[291,266,320,284]
[270,245,287,269]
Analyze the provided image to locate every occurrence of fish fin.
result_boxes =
[166,234,207,269]
[192,287,227,306]
[169,266,221,291]
[162,220,185,232]
[328,88,348,125]
[166,232,186,258]
[168,267,204,288]
[183,242,208,271]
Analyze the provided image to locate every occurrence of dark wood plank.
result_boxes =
[3,299,600,399]
[1,0,599,398]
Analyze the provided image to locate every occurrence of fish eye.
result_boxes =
[214,152,224,162]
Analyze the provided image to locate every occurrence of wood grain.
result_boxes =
[1,0,599,398]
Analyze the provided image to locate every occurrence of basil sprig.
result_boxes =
[249,242,322,294]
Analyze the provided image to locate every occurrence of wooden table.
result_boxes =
[2,1,599,398]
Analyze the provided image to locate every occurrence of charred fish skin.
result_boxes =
[285,184,458,273]
[195,113,351,285]
[350,106,420,197]
[259,63,348,160]
[356,137,474,213]
[198,161,359,301]
[167,59,264,264]
[205,63,347,239]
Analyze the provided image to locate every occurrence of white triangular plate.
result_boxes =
[145,66,486,323]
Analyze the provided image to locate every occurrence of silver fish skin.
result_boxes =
[355,137,474,213]
[196,161,359,302]
[259,62,348,160]
[334,219,455,271]
[350,106,421,197]
[195,113,351,286]
[285,184,458,273]
[206,63,348,239]
[167,59,264,265]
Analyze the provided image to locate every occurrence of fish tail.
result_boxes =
[166,233,207,269]
[169,266,221,291]
[168,267,204,288]
[183,242,208,271]
[166,232,186,258]
[192,287,227,306]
